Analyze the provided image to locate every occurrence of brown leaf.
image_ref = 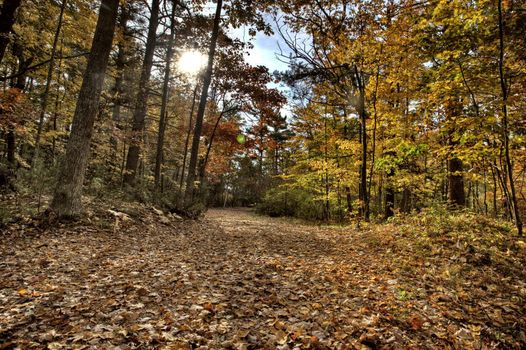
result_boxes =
[408,313,423,331]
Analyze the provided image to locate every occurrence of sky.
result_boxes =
[232,25,289,75]
[197,3,296,118]
[198,3,290,76]
[227,17,296,119]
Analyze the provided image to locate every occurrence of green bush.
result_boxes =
[256,187,326,221]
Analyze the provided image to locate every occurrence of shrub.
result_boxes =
[256,187,326,221]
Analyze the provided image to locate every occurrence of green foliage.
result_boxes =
[392,204,513,238]
[257,187,326,221]
[17,161,57,202]
[183,201,207,219]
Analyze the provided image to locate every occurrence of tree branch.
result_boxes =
[0,52,89,81]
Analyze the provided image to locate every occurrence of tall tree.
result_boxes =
[179,82,199,191]
[497,0,522,236]
[154,0,178,189]
[184,0,223,203]
[34,0,68,164]
[110,2,130,149]
[123,0,160,186]
[51,0,119,218]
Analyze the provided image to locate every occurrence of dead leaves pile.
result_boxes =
[0,207,525,349]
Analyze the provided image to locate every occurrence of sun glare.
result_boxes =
[177,50,207,75]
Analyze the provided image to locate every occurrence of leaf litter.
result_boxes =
[0,206,525,349]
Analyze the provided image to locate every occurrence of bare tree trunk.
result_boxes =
[184,0,223,203]
[334,135,343,221]
[123,0,160,186]
[494,155,512,217]
[154,2,177,189]
[483,160,488,215]
[384,152,396,219]
[51,0,119,218]
[448,156,465,206]
[490,161,498,217]
[324,117,330,221]
[6,130,15,167]
[498,0,522,236]
[200,110,226,180]
[367,62,380,213]
[384,176,395,219]
[446,96,466,207]
[401,188,411,213]
[345,186,352,215]
[110,3,130,155]
[179,82,199,189]
[0,0,21,65]
[51,41,65,162]
[355,66,369,221]
[34,0,67,164]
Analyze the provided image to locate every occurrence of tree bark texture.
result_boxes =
[51,0,119,218]
[123,0,160,186]
[154,2,177,188]
[110,3,130,153]
[184,0,223,203]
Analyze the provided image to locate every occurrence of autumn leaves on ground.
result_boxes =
[1,205,525,349]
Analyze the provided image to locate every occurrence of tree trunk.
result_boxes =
[490,163,498,217]
[384,152,396,219]
[110,3,130,154]
[34,0,67,164]
[200,110,225,181]
[483,161,488,215]
[498,0,523,236]
[6,130,15,167]
[184,0,223,203]
[448,156,465,207]
[50,0,119,218]
[401,188,411,213]
[446,95,466,207]
[0,0,21,65]
[345,186,352,215]
[356,66,369,221]
[323,116,330,221]
[368,63,380,214]
[179,82,199,189]
[52,42,65,162]
[360,91,369,221]
[154,3,177,189]
[385,180,395,219]
[123,0,160,186]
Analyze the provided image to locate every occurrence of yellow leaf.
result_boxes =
[275,330,288,345]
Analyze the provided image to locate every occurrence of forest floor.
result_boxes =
[1,201,525,349]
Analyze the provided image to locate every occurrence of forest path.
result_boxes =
[0,208,404,349]
[1,208,521,349]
